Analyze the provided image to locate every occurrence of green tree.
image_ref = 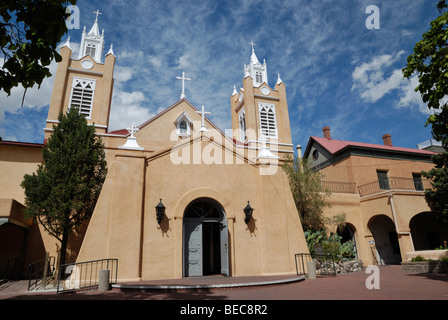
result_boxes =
[0,0,76,95]
[21,107,107,265]
[283,155,343,230]
[403,0,448,222]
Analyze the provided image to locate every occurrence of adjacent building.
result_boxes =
[303,127,448,265]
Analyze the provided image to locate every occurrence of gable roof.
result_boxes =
[106,98,221,137]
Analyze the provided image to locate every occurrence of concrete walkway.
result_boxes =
[1,266,447,301]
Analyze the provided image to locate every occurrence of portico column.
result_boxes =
[388,193,415,261]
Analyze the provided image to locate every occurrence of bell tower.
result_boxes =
[230,42,293,158]
[44,10,116,140]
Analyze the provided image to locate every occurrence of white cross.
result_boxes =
[126,123,139,138]
[196,105,211,132]
[249,41,256,51]
[176,71,191,99]
[93,9,102,21]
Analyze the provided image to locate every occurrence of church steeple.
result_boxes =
[244,41,268,87]
[45,8,115,140]
[230,42,293,159]
[78,10,105,63]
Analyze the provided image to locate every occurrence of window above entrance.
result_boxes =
[184,198,223,220]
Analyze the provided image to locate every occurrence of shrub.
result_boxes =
[435,240,447,250]
[305,229,356,261]
[411,255,427,262]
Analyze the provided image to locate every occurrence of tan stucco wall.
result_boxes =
[320,155,434,186]
[77,133,308,281]
[0,144,42,204]
[0,143,72,269]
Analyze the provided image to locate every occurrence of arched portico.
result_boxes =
[337,223,359,260]
[410,212,448,250]
[368,215,401,265]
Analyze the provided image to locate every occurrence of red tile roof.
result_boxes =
[310,136,437,156]
[106,128,129,136]
[0,140,44,148]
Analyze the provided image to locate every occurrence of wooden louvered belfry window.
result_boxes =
[258,103,278,138]
[69,78,96,118]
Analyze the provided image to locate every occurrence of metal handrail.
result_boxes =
[295,253,337,277]
[321,181,357,194]
[56,258,118,294]
[0,257,19,283]
[28,256,55,291]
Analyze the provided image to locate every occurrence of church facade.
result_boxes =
[5,16,308,281]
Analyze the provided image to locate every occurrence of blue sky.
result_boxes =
[0,0,442,152]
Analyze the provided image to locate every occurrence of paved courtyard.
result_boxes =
[1,265,446,303]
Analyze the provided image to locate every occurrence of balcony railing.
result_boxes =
[358,177,431,197]
[321,181,357,194]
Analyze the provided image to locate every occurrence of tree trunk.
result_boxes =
[59,228,69,266]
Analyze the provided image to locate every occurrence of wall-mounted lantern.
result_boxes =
[155,199,165,224]
[244,201,253,224]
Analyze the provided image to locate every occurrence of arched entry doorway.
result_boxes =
[368,215,401,265]
[410,212,448,250]
[183,198,229,277]
[337,223,358,259]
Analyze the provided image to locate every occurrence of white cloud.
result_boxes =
[109,101,153,131]
[359,69,403,103]
[114,66,134,83]
[396,75,431,114]
[177,53,191,70]
[148,56,163,69]
[108,61,153,130]
[351,51,406,101]
[351,50,430,113]
[0,59,57,122]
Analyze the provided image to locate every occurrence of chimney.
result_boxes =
[382,134,392,146]
[323,126,331,140]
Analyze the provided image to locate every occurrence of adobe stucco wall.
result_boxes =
[76,136,308,281]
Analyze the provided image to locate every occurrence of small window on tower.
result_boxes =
[256,71,263,83]
[86,43,97,57]
[239,110,247,142]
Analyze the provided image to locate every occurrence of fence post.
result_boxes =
[307,261,317,279]
[42,252,50,290]
[98,269,111,292]
[53,250,61,288]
